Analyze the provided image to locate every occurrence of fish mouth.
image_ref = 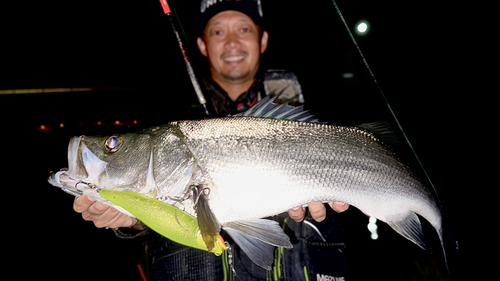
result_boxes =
[48,169,101,197]
[48,135,106,196]
[48,167,136,219]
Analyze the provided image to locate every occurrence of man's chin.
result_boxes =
[221,71,251,83]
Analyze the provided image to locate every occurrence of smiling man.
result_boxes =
[197,9,268,101]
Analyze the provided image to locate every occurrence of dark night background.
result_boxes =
[1,0,479,280]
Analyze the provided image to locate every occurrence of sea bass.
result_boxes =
[48,96,445,270]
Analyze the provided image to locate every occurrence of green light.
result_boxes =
[355,20,370,36]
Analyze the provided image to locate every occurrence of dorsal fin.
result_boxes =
[357,121,404,156]
[234,94,322,124]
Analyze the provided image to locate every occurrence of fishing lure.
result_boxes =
[100,189,226,256]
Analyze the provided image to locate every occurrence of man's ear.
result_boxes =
[260,31,269,54]
[197,37,208,57]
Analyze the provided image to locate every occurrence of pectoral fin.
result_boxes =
[223,219,293,270]
[194,185,222,252]
[387,212,429,251]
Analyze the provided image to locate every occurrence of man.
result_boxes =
[74,0,349,279]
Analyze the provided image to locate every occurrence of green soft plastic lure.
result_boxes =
[100,189,226,256]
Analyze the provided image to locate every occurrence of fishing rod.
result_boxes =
[158,0,210,116]
[329,0,440,203]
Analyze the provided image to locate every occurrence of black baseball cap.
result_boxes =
[199,0,263,33]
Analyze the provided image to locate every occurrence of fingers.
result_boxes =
[289,202,326,223]
[73,196,137,229]
[329,201,349,213]
[289,201,350,223]
[308,202,327,222]
[288,206,306,223]
[73,195,96,213]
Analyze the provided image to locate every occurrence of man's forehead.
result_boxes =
[206,10,254,27]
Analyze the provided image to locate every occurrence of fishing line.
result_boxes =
[330,0,440,204]
[158,0,210,115]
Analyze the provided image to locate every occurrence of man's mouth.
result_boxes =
[223,55,245,62]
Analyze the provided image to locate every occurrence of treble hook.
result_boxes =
[74,180,88,191]
[74,180,101,192]
[191,185,210,207]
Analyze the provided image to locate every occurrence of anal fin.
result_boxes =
[387,212,429,251]
[223,219,292,270]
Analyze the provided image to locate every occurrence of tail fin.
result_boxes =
[387,211,457,275]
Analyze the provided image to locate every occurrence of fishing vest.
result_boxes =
[204,70,305,115]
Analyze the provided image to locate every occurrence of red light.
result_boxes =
[38,124,50,132]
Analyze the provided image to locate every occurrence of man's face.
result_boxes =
[197,10,268,84]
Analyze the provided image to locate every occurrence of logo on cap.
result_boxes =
[201,0,224,13]
[200,0,263,17]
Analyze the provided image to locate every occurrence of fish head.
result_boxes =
[49,133,155,197]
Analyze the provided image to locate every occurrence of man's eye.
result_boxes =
[213,30,222,36]
[241,27,249,33]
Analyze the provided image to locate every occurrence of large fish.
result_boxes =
[48,96,446,270]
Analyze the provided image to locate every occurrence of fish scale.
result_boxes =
[176,117,436,225]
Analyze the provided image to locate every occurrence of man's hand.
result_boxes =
[73,196,144,230]
[289,202,349,223]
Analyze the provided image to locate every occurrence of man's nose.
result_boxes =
[224,32,241,49]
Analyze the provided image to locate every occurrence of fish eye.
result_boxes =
[104,135,124,153]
